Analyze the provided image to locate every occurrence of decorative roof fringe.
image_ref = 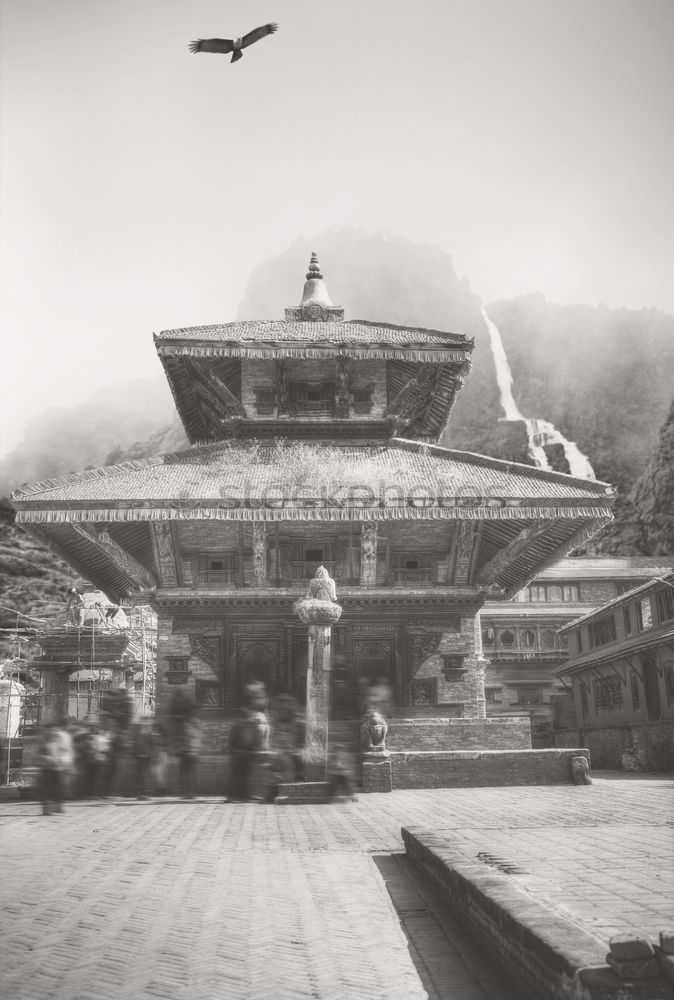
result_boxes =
[15,505,614,525]
[156,345,470,363]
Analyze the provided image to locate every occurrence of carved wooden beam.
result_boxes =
[475,523,551,588]
[72,524,158,590]
[360,522,378,588]
[191,360,246,417]
[450,521,476,586]
[252,523,268,587]
[151,522,179,587]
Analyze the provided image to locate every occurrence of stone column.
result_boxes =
[294,568,342,783]
[305,624,332,781]
[252,523,268,586]
[360,522,378,588]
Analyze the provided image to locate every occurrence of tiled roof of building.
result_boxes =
[154,320,472,361]
[558,570,674,632]
[12,439,614,523]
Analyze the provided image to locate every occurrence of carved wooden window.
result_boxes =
[636,597,653,631]
[499,629,515,647]
[352,385,374,414]
[517,688,543,706]
[197,554,238,585]
[166,657,190,684]
[253,387,275,415]
[482,627,495,647]
[589,615,617,648]
[593,676,624,712]
[623,606,633,636]
[286,541,336,583]
[656,587,674,624]
[520,629,536,649]
[391,552,435,585]
[441,655,466,682]
[289,381,335,414]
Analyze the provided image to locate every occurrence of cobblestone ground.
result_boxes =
[1,776,672,1000]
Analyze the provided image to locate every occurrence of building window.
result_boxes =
[289,381,335,414]
[593,676,624,712]
[540,629,556,650]
[655,587,674,624]
[253,387,275,414]
[441,655,466,681]
[665,663,674,705]
[636,597,653,631]
[352,385,374,413]
[527,583,579,602]
[391,552,435,584]
[197,554,238,585]
[517,689,543,706]
[485,687,502,704]
[577,629,583,653]
[500,629,515,647]
[630,672,641,711]
[520,629,536,648]
[166,657,190,684]
[623,606,632,637]
[589,616,617,649]
[482,627,495,647]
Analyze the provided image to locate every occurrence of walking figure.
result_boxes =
[38,721,74,815]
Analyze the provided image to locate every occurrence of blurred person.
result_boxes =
[327,744,357,803]
[101,721,129,798]
[131,716,154,800]
[38,720,75,815]
[80,721,107,798]
[150,720,168,796]
[270,693,304,783]
[177,714,201,799]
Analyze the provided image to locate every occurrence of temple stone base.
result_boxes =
[275,781,331,804]
[362,758,393,793]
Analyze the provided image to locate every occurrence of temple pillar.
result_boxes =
[252,523,268,587]
[304,624,332,781]
[360,522,378,588]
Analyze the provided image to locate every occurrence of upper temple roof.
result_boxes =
[154,319,472,360]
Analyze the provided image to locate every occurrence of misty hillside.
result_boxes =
[488,295,674,499]
[0,378,187,497]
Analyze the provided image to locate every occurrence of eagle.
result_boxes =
[188,23,278,63]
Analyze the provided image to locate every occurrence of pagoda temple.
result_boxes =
[11,255,615,785]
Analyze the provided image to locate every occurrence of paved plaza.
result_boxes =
[1,775,673,1000]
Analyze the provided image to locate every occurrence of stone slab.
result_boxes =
[275,781,331,804]
[610,935,656,961]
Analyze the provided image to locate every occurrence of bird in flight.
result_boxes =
[189,23,278,63]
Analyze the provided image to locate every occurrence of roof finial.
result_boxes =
[306,252,323,281]
[284,251,344,321]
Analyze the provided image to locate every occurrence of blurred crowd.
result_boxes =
[36,679,370,814]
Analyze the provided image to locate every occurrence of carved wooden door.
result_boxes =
[236,637,279,699]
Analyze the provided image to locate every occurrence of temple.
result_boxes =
[11,255,616,786]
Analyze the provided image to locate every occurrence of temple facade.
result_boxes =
[11,255,615,753]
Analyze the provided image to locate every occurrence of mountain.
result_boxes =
[594,396,674,556]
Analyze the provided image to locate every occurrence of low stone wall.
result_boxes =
[389,748,589,789]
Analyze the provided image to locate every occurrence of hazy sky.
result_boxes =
[1,0,673,456]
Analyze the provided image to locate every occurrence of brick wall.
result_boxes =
[555,720,674,771]
[391,748,589,788]
[388,717,531,751]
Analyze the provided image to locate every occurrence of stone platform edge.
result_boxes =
[379,747,591,791]
[401,827,673,1000]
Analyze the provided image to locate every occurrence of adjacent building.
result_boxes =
[554,572,674,770]
[480,557,674,740]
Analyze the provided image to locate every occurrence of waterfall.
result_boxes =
[481,307,595,479]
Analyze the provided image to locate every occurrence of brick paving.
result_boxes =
[0,775,672,1000]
